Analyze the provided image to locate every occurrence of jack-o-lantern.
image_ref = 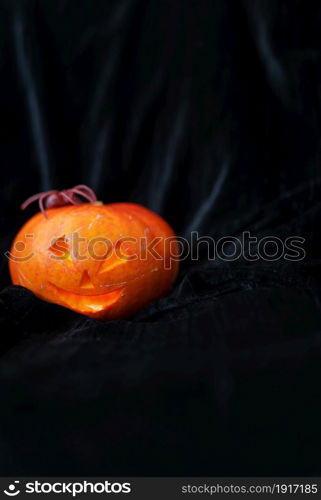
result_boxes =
[9,185,179,320]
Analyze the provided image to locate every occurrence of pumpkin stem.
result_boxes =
[21,185,98,218]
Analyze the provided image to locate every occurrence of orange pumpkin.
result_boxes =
[9,186,179,320]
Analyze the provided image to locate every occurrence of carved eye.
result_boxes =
[97,240,130,275]
[48,236,71,260]
[98,256,127,275]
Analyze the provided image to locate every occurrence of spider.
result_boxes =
[21,185,97,218]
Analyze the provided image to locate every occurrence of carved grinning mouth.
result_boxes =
[46,238,130,314]
[48,282,126,314]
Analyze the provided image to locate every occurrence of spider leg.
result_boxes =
[21,190,58,210]
[72,185,97,202]
[71,188,96,203]
[61,191,78,205]
[39,193,51,218]
[21,193,43,210]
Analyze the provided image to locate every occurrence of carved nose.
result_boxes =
[79,270,95,289]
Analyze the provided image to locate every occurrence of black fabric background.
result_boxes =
[1,0,321,475]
